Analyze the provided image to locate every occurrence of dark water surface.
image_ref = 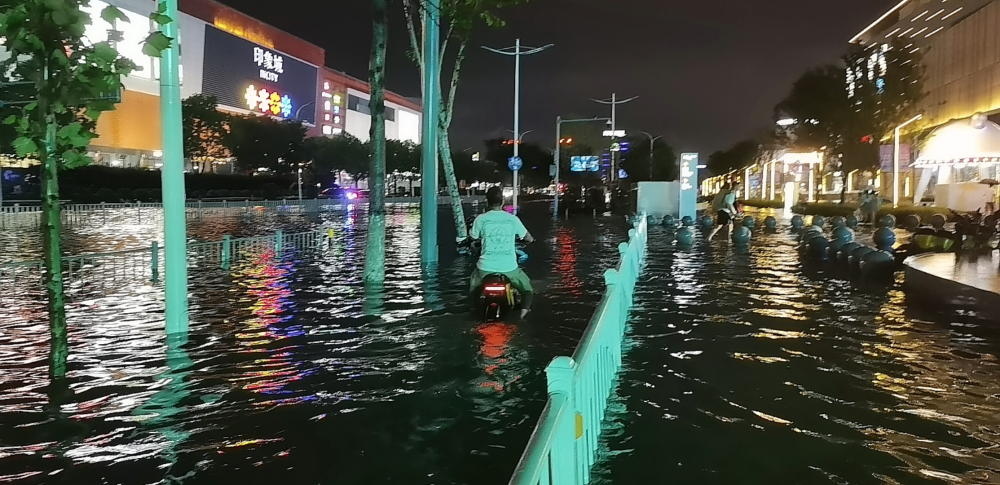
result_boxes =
[0,204,628,484]
[593,219,1000,485]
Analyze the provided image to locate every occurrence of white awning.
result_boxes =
[914,114,1000,167]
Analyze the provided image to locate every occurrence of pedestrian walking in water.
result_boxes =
[707,183,741,240]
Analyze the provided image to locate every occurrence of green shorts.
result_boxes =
[469,268,534,294]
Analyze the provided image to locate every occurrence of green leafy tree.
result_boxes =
[224,115,307,173]
[308,133,368,185]
[621,136,677,182]
[0,0,172,378]
[776,42,925,172]
[402,0,527,240]
[707,140,760,177]
[181,93,229,170]
[386,139,420,174]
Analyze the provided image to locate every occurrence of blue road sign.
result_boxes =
[508,156,523,171]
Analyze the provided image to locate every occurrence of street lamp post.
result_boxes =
[591,93,638,184]
[420,0,441,263]
[159,0,188,334]
[553,116,611,218]
[483,39,553,214]
[639,131,662,180]
[894,114,922,208]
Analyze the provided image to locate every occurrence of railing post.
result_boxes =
[275,229,283,254]
[151,241,160,283]
[222,235,231,270]
[604,268,626,363]
[546,356,579,485]
[101,202,107,224]
[328,228,335,250]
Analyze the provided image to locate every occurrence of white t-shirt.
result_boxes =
[470,209,528,273]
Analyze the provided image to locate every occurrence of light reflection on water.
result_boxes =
[593,220,1000,485]
[0,204,628,484]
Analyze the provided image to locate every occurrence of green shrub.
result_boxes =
[94,188,118,203]
[741,198,784,209]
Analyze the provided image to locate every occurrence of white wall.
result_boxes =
[81,0,205,99]
[345,88,421,144]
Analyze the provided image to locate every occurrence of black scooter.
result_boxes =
[459,233,529,323]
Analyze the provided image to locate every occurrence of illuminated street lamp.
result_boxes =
[894,114,922,208]
[640,131,662,180]
[483,39,554,214]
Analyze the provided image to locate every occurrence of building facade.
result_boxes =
[3,0,421,170]
[852,0,1000,129]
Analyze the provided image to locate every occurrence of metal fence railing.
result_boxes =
[0,196,486,229]
[508,214,648,485]
[0,229,331,295]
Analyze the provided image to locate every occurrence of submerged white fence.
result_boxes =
[0,229,330,295]
[508,215,648,485]
[0,196,486,229]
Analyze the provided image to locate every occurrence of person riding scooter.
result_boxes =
[466,186,535,319]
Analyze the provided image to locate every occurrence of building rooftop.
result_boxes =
[850,0,992,48]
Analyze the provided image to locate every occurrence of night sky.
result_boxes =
[223,0,897,156]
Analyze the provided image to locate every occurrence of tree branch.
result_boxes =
[402,0,423,71]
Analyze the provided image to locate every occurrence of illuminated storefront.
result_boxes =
[11,0,422,171]
[851,0,1000,206]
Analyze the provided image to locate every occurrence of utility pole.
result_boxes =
[159,0,188,334]
[483,39,553,214]
[420,0,440,263]
[591,93,638,184]
[553,116,610,218]
[640,131,662,181]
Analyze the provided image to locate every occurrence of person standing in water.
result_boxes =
[707,183,741,240]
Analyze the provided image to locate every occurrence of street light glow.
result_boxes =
[776,118,796,127]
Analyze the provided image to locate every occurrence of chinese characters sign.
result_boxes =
[202,25,318,124]
[679,153,699,220]
[253,47,285,82]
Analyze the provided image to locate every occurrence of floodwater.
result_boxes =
[0,204,628,484]
[7,205,1000,484]
[593,217,1000,485]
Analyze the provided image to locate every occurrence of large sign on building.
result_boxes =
[201,25,318,124]
[679,153,699,220]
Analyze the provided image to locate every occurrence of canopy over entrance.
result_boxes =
[914,113,1000,167]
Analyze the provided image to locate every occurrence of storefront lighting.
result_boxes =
[333,94,342,105]
[324,100,331,111]
[324,81,331,90]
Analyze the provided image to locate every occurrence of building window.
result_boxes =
[348,94,396,121]
[348,94,370,114]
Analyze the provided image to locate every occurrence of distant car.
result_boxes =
[319,185,361,200]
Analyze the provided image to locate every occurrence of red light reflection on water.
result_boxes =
[554,227,584,296]
[477,323,518,392]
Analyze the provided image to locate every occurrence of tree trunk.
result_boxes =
[438,39,469,239]
[41,119,68,379]
[363,0,388,285]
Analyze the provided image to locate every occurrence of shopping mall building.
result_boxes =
[851,0,1000,207]
[64,0,422,170]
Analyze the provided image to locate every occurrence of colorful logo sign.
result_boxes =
[245,84,293,118]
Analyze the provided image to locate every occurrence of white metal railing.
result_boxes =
[0,196,486,229]
[0,229,331,294]
[509,215,648,485]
